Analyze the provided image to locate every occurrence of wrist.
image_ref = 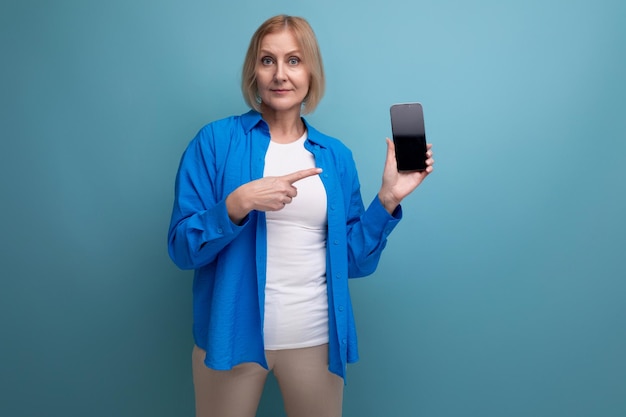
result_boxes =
[226,187,249,224]
[378,191,400,215]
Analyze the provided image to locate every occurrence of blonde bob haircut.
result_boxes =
[241,15,325,115]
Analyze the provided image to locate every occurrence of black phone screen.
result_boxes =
[390,103,427,171]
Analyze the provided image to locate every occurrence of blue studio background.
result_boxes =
[1,0,625,416]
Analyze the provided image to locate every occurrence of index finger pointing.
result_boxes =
[282,167,323,184]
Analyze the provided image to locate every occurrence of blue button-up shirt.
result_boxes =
[168,110,401,380]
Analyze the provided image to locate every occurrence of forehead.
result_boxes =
[259,29,301,52]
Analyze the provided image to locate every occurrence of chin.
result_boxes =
[261,101,303,114]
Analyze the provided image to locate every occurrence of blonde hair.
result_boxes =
[241,15,325,114]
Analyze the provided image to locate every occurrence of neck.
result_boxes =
[261,106,305,144]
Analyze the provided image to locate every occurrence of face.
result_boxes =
[255,30,310,115]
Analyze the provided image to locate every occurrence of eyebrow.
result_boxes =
[258,49,302,56]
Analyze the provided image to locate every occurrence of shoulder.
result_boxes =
[189,110,260,148]
[196,113,245,139]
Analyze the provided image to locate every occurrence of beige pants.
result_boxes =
[192,344,343,417]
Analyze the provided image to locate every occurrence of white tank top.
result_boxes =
[263,132,329,350]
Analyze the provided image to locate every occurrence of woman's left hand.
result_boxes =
[378,138,434,214]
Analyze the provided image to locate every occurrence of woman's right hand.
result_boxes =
[225,167,322,224]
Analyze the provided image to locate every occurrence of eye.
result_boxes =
[260,56,274,65]
[288,56,301,65]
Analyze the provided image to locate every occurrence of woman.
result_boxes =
[168,14,434,417]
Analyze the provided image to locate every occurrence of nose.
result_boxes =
[274,62,287,82]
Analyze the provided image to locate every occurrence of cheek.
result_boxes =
[255,72,270,89]
[297,72,311,88]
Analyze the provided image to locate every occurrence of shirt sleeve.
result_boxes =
[343,156,402,278]
[167,127,248,270]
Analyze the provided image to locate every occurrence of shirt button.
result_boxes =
[335,273,341,279]
[333,240,339,245]
[217,227,223,234]
[330,205,335,211]
[342,339,347,345]
[338,305,344,312]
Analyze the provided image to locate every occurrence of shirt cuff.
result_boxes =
[364,196,402,238]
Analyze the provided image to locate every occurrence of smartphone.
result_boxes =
[390,102,428,171]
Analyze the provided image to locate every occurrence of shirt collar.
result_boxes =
[241,110,266,133]
[241,109,331,149]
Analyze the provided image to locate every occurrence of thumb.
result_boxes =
[386,138,396,163]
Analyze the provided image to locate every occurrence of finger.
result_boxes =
[386,137,395,154]
[385,138,396,163]
[276,195,293,210]
[282,167,323,184]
